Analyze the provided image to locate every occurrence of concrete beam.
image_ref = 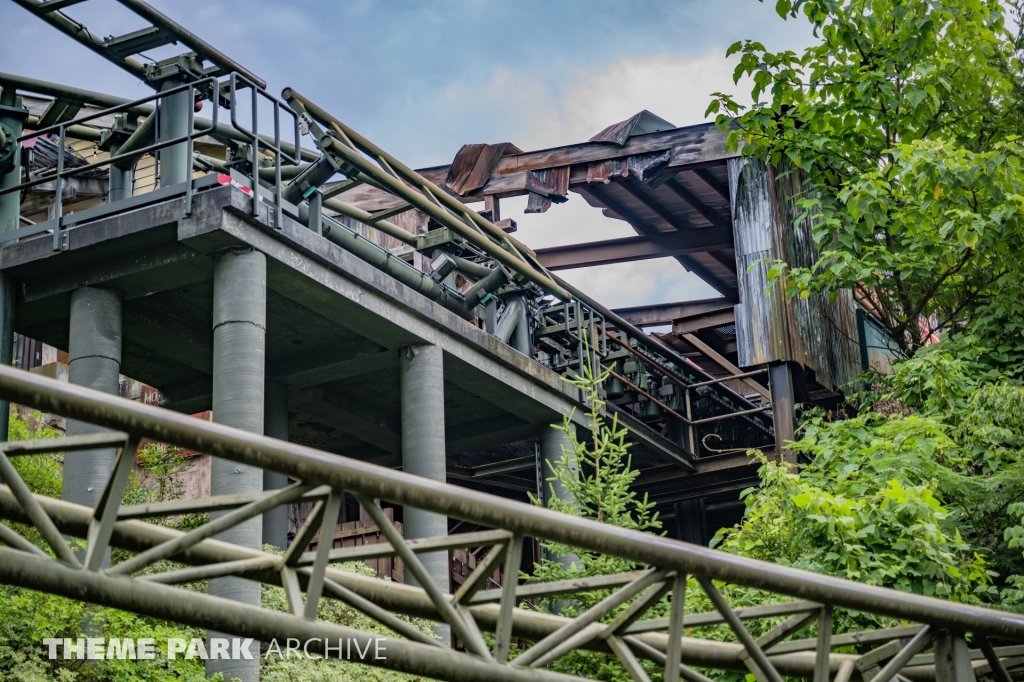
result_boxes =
[291,385,401,455]
[534,228,732,271]
[270,349,396,388]
[187,195,582,428]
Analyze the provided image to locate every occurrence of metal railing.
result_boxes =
[0,72,299,249]
[0,365,1019,682]
[0,77,218,250]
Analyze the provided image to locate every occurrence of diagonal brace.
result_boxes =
[356,495,492,660]
[514,568,667,669]
[0,447,80,566]
[109,482,314,575]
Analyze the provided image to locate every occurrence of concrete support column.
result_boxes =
[208,247,266,682]
[539,425,579,571]
[399,344,449,640]
[0,274,13,442]
[63,288,122,509]
[768,361,796,463]
[157,78,190,188]
[262,380,289,551]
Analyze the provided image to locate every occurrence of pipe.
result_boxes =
[448,254,494,280]
[110,113,158,171]
[321,196,417,246]
[1,365,1022,641]
[2,72,318,160]
[464,266,508,309]
[194,152,308,182]
[281,89,569,300]
[0,548,579,682]
[319,214,472,319]
[26,117,102,141]
[496,296,525,344]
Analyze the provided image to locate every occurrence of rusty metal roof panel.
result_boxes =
[590,110,675,145]
[444,142,523,195]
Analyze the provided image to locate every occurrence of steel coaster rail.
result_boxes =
[281,88,572,302]
[0,365,1021,643]
[0,368,1021,681]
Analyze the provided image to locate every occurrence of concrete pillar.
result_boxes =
[539,425,579,571]
[208,247,266,682]
[63,288,122,508]
[399,344,449,640]
[769,361,796,463]
[157,78,190,188]
[262,380,289,551]
[0,274,13,442]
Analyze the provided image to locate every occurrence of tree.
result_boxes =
[708,0,1024,366]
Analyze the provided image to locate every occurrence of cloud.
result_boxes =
[499,51,750,307]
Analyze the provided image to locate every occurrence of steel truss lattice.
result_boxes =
[0,365,1020,682]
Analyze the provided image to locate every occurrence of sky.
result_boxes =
[0,0,814,308]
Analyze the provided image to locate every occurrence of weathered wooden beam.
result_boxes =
[335,125,733,211]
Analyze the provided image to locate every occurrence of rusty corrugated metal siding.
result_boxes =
[728,156,861,393]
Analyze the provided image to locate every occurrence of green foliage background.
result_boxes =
[0,414,428,682]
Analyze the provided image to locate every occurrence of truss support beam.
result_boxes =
[209,246,267,681]
[1,365,1023,643]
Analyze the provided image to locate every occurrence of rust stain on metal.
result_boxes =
[445,142,523,195]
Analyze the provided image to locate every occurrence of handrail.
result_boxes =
[0,364,1020,640]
